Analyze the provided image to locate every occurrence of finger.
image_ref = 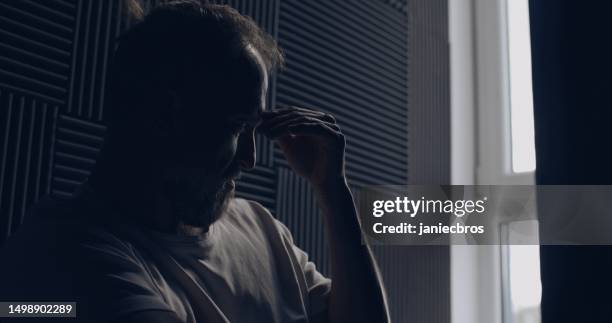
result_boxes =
[262,110,322,122]
[268,104,334,118]
[273,104,314,111]
[263,107,329,121]
[291,107,336,123]
[263,121,340,139]
[274,105,321,113]
[261,110,336,129]
[287,122,343,139]
[260,114,323,132]
[262,115,340,134]
[263,119,341,139]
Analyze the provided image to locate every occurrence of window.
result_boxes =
[507,0,536,173]
[501,220,542,323]
[450,0,540,322]
[504,2,541,322]
[507,245,542,323]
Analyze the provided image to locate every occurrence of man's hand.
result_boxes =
[259,105,390,323]
[258,106,346,189]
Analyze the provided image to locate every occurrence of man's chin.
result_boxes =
[179,181,235,228]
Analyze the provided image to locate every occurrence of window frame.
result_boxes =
[449,1,538,323]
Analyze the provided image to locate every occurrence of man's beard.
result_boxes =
[162,175,236,229]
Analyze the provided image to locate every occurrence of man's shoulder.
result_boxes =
[0,195,108,300]
[1,194,137,265]
[2,195,81,248]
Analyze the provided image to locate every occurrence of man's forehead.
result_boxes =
[245,44,269,86]
[215,46,268,117]
[211,85,265,120]
[181,44,268,121]
[208,44,267,86]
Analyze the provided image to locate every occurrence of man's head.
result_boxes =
[99,1,284,228]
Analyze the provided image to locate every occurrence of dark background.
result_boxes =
[0,1,451,322]
[531,0,612,322]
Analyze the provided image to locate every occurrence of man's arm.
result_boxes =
[314,177,390,323]
[259,106,390,323]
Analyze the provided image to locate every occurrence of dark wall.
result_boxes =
[0,1,451,322]
[530,1,612,322]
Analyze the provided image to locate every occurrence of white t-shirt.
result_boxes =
[78,198,331,322]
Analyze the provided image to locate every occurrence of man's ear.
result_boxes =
[152,90,179,139]
[144,90,182,163]
[168,90,184,137]
[142,90,178,155]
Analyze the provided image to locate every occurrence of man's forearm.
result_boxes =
[313,177,390,323]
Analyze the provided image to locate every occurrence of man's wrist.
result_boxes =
[311,175,356,219]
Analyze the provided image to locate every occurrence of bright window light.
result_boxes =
[505,220,542,323]
[509,245,542,323]
[507,0,536,173]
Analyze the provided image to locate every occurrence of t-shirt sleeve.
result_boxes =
[74,227,175,321]
[272,217,333,316]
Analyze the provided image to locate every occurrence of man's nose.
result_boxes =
[237,132,256,171]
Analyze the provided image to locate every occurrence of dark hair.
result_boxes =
[104,0,284,144]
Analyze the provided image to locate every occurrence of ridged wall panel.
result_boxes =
[66,0,118,120]
[0,90,58,239]
[276,167,329,274]
[275,0,409,188]
[50,114,105,198]
[0,0,75,104]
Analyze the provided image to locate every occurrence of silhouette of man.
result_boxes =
[0,2,389,323]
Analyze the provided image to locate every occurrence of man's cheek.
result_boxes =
[213,137,239,172]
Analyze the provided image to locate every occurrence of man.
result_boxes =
[0,2,389,322]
